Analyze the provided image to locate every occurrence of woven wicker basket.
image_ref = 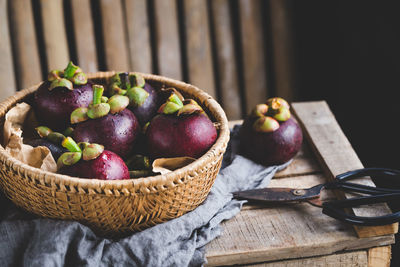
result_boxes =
[0,72,230,236]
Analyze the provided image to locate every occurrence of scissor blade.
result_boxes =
[232,186,323,203]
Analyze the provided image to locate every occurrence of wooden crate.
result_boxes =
[205,101,397,266]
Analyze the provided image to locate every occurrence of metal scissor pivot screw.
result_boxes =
[292,189,306,196]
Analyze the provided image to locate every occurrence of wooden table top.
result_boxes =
[205,101,396,266]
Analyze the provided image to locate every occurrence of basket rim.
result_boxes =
[0,72,230,194]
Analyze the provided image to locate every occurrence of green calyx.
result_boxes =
[71,84,130,123]
[158,92,184,115]
[49,78,73,91]
[57,152,82,170]
[82,143,104,161]
[253,116,280,133]
[108,72,146,99]
[108,94,130,114]
[158,91,205,117]
[248,97,291,133]
[57,136,104,170]
[127,86,149,107]
[251,104,269,118]
[47,61,87,91]
[71,107,89,124]
[87,103,110,119]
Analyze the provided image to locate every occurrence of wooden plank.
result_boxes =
[183,0,216,98]
[0,0,16,99]
[269,0,295,101]
[239,0,268,113]
[153,0,182,80]
[244,250,368,266]
[8,0,42,88]
[99,0,130,71]
[40,0,70,70]
[70,0,98,73]
[124,0,153,73]
[205,174,395,266]
[210,0,242,120]
[292,101,398,238]
[368,246,391,267]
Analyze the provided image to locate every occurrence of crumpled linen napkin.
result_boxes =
[0,127,288,267]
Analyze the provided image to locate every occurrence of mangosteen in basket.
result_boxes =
[146,92,217,159]
[34,62,93,131]
[25,126,69,160]
[108,72,161,126]
[239,97,303,166]
[71,85,140,158]
[57,137,129,180]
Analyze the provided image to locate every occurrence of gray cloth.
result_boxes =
[0,127,288,267]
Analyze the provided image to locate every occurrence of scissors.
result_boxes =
[233,168,400,226]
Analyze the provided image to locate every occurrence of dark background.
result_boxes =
[291,1,400,265]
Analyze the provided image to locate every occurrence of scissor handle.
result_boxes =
[336,168,400,181]
[322,193,400,226]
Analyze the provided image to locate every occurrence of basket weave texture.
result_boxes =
[0,72,230,236]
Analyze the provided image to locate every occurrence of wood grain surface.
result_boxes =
[269,0,295,101]
[153,0,182,80]
[70,0,98,72]
[239,0,268,113]
[183,0,216,98]
[244,250,368,266]
[40,0,70,70]
[292,101,398,238]
[124,0,153,73]
[210,0,242,120]
[8,0,42,88]
[0,0,16,99]
[99,0,130,71]
[368,246,391,267]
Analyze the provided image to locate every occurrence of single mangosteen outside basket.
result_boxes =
[0,72,230,237]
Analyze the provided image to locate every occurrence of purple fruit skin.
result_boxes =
[129,83,160,126]
[146,114,217,159]
[59,150,129,180]
[34,81,93,131]
[73,109,140,158]
[239,118,303,166]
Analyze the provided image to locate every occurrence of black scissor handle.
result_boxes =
[326,181,400,194]
[322,205,400,226]
[336,168,400,181]
[322,193,400,226]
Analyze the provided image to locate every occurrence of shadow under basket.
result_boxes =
[0,72,230,237]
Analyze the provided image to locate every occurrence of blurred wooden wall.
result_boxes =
[0,0,296,120]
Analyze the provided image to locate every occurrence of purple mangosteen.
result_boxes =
[34,62,93,131]
[146,92,217,159]
[239,98,303,166]
[71,85,141,158]
[108,72,161,126]
[57,137,129,180]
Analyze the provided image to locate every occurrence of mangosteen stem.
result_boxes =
[93,85,105,105]
[64,61,79,79]
[62,137,82,153]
